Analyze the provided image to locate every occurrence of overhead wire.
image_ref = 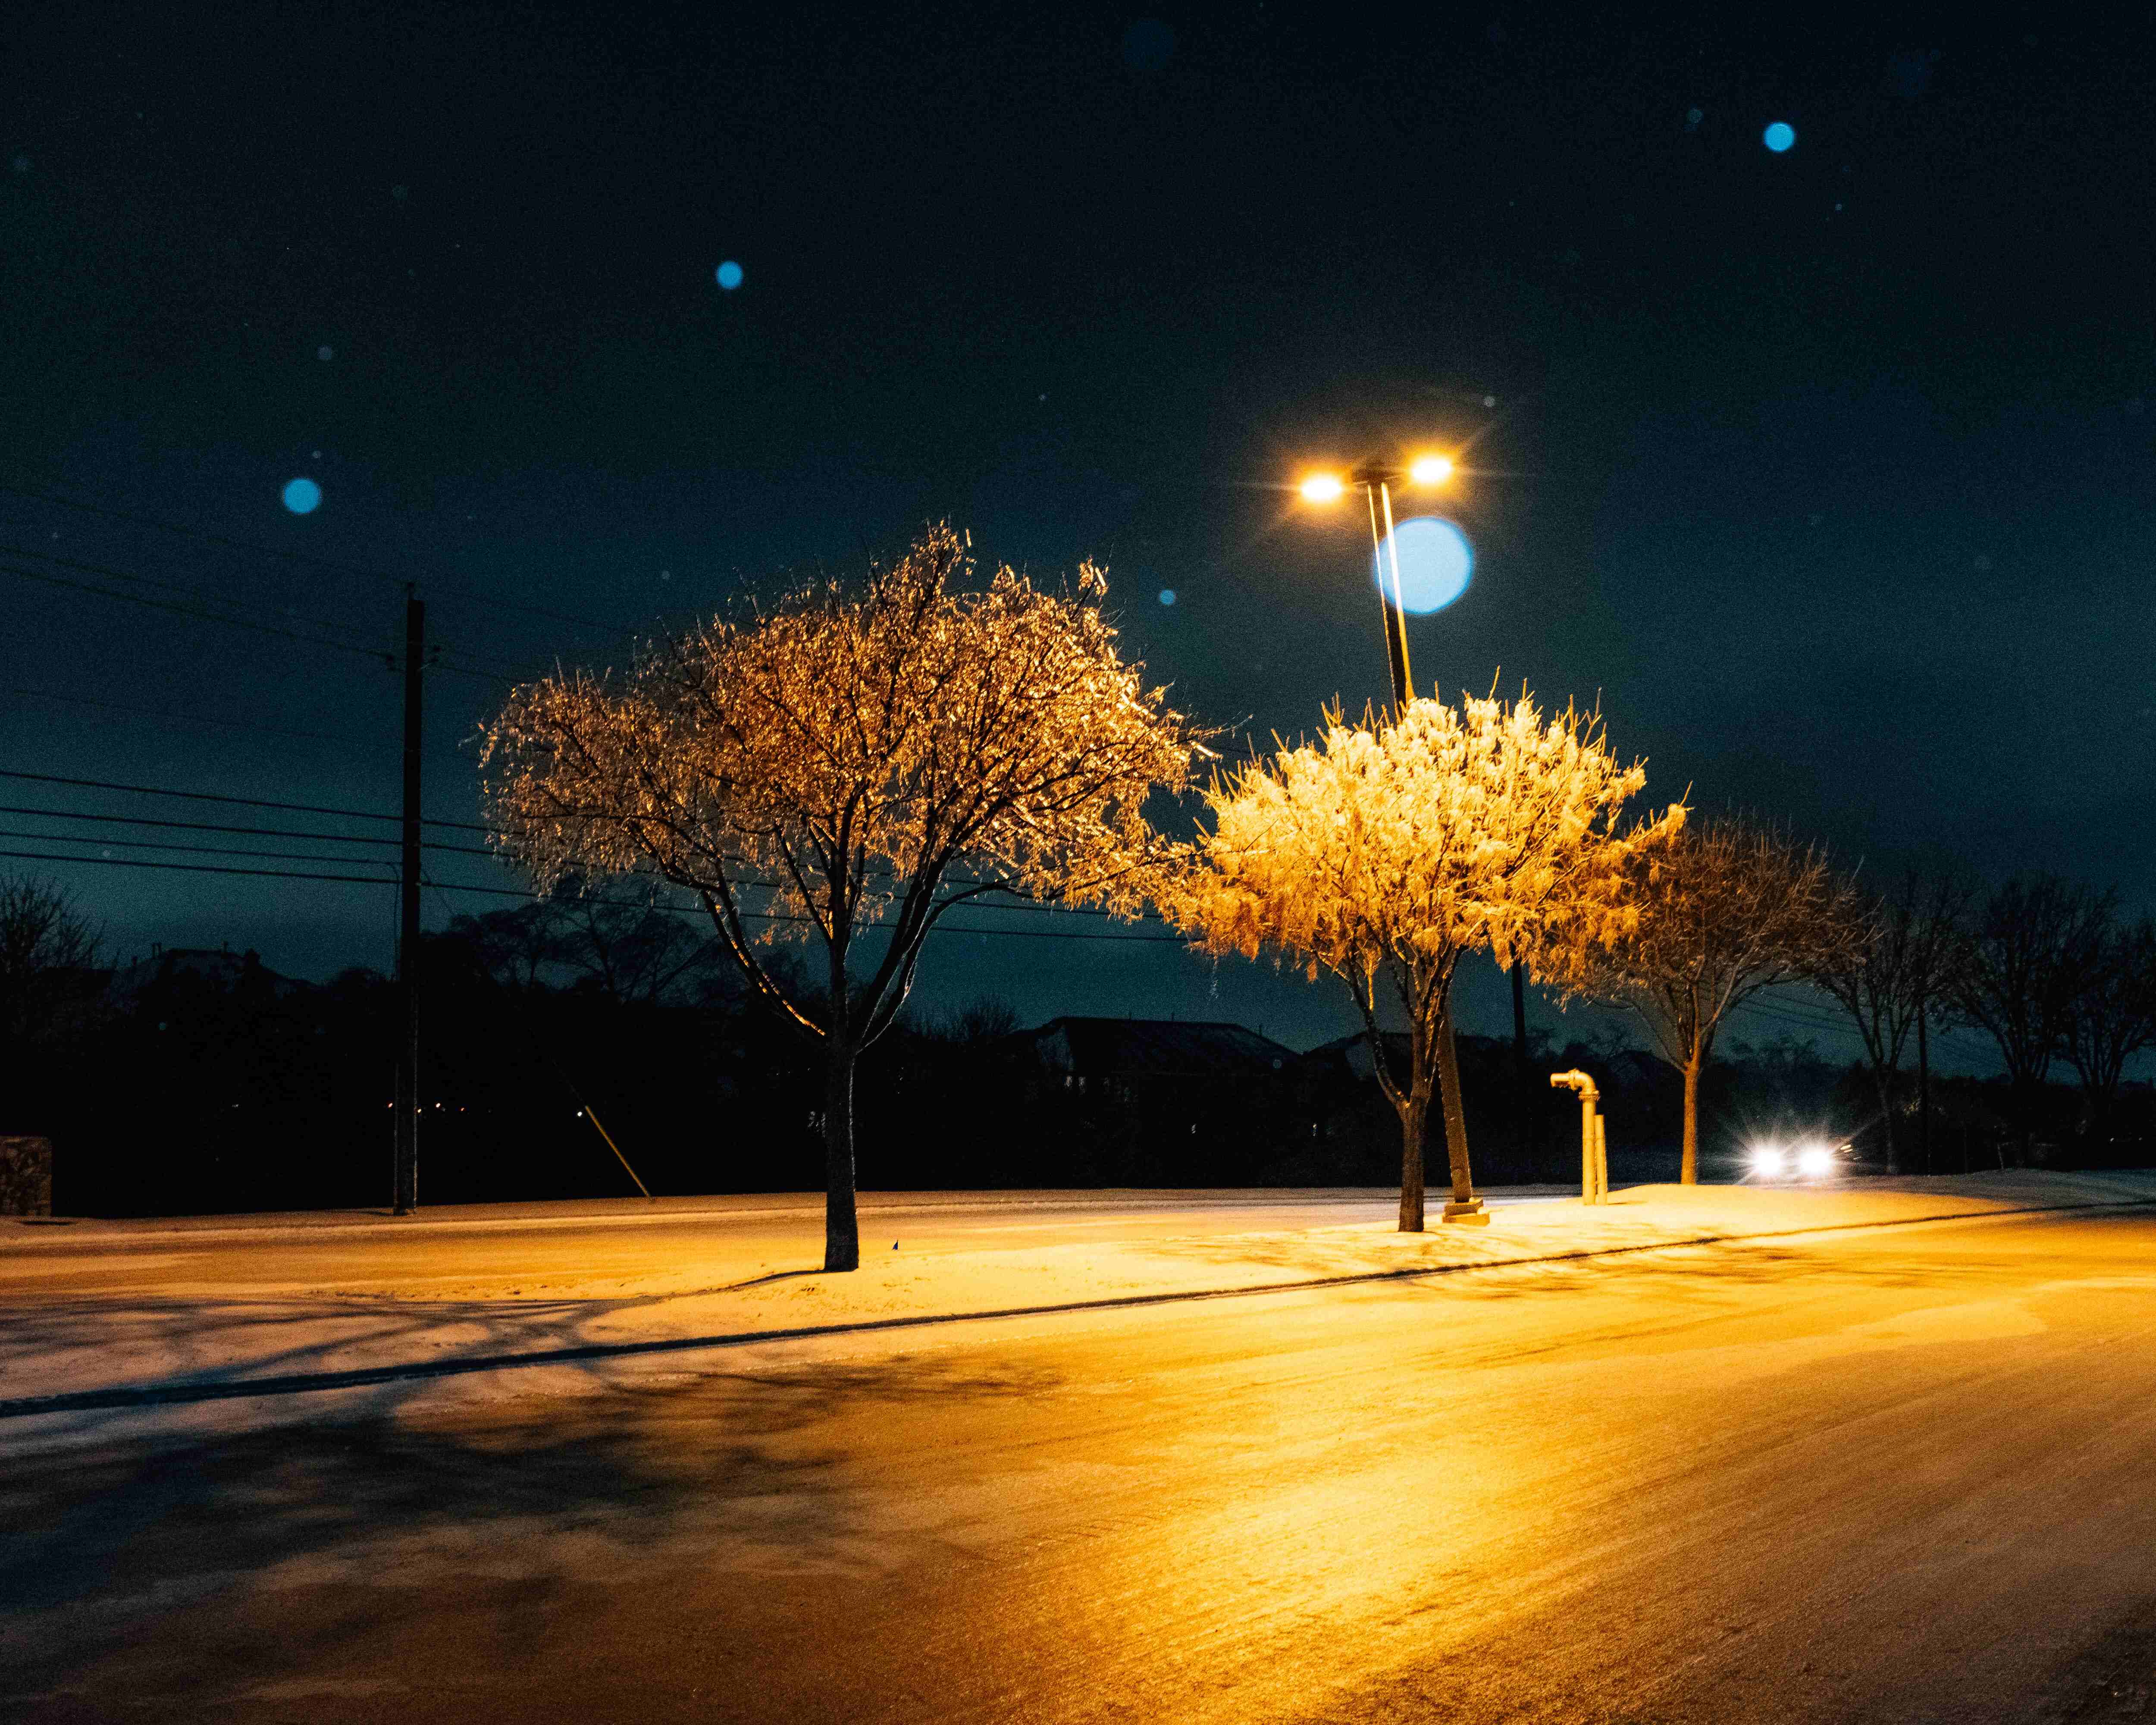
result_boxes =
[5,687,375,748]
[0,801,497,856]
[0,482,647,637]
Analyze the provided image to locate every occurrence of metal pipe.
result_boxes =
[1549,1069,1599,1205]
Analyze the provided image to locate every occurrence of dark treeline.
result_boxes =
[1,877,2151,1217]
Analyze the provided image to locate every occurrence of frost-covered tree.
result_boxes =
[1550,818,1860,1185]
[1167,691,1674,1230]
[479,525,1211,1270]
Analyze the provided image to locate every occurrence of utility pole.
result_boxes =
[1915,989,1931,1177]
[1511,959,1532,1164]
[392,587,423,1215]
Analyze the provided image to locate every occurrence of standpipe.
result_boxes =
[1549,1070,1605,1205]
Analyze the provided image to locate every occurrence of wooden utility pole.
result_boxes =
[1916,990,1931,1176]
[392,587,423,1215]
[1511,959,1532,1164]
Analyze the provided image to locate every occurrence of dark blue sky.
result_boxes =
[3,5,2151,1067]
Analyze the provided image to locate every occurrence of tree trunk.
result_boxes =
[1680,1042,1702,1186]
[1398,1091,1426,1234]
[1435,1000,1478,1211]
[1875,1070,1900,1176]
[823,1043,860,1272]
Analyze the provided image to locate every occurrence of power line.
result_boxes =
[0,828,408,871]
[0,558,399,664]
[413,876,1188,940]
[0,801,497,856]
[5,687,375,748]
[0,539,382,645]
[0,768,492,832]
[0,844,1189,941]
[1,542,542,688]
[0,768,1178,919]
[0,848,392,886]
[0,482,646,637]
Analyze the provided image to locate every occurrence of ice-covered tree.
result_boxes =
[1551,818,1859,1184]
[480,525,1211,1270]
[1166,691,1675,1230]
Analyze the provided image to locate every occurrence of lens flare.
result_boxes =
[281,477,322,515]
[1763,121,1796,153]
[1373,516,1472,613]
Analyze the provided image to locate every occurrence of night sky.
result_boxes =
[4,6,2152,1066]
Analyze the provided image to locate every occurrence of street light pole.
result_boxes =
[1362,472,1413,709]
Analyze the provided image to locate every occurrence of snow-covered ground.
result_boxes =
[7,1171,2153,1458]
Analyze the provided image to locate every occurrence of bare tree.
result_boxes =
[1812,866,1973,1173]
[0,875,103,1117]
[2059,915,2156,1147]
[1552,818,1861,1185]
[449,902,563,993]
[1166,690,1676,1229]
[549,893,733,1007]
[1954,874,2114,1162]
[480,525,1210,1270]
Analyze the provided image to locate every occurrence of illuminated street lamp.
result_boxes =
[1296,453,1457,710]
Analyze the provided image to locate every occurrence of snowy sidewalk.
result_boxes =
[4,1171,2151,1452]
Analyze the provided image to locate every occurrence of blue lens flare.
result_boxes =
[1373,516,1472,614]
[1763,121,1796,153]
[1157,588,1176,606]
[715,260,744,290]
[281,477,322,514]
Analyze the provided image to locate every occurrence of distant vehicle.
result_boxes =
[1745,1138,1853,1182]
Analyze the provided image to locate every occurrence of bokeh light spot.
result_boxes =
[1158,588,1176,606]
[282,477,322,515]
[317,345,334,362]
[1763,121,1796,153]
[1373,517,1472,614]
[715,260,744,290]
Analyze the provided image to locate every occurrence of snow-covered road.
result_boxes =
[6,1177,2156,1721]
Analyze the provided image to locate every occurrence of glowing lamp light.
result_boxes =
[1797,1144,1834,1179]
[1408,455,1454,486]
[1299,472,1345,504]
[1749,1145,1785,1179]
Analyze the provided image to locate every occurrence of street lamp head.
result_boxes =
[1299,472,1345,504]
[1408,455,1455,487]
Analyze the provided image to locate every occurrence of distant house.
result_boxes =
[1014,1016,1301,1185]
[106,946,311,1010]
[1299,1028,1579,1186]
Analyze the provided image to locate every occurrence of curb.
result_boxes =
[3,1195,2150,1423]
